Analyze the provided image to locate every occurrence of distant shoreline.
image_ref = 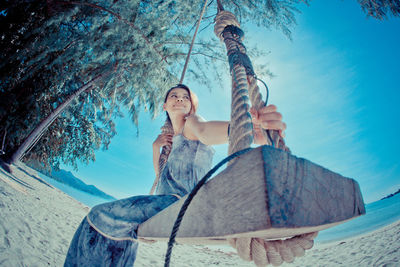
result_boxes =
[29,164,116,201]
[381,188,400,201]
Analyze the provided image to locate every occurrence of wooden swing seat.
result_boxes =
[137,145,365,244]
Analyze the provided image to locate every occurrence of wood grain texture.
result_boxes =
[137,145,365,242]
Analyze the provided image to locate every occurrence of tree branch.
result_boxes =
[216,0,224,12]
[56,1,168,63]
[164,52,225,62]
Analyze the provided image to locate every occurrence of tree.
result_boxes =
[1,0,307,171]
[0,0,209,170]
[2,0,397,173]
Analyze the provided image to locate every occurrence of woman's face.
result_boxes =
[163,88,192,116]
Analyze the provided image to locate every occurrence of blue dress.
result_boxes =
[64,135,214,267]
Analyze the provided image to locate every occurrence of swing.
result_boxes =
[138,1,365,266]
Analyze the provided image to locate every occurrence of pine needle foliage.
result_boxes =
[358,0,400,19]
[0,0,206,170]
[3,0,394,171]
[0,0,310,171]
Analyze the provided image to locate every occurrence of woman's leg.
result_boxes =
[64,195,179,267]
[64,217,138,267]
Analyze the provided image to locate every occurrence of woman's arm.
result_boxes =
[185,114,229,145]
[185,104,286,146]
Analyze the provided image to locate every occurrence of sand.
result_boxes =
[0,162,399,267]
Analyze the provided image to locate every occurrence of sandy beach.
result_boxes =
[1,162,399,267]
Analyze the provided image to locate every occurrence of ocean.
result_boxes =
[39,174,112,207]
[316,193,400,242]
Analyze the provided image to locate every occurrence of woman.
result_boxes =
[64,84,286,266]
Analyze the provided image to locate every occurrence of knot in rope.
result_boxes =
[228,232,318,266]
[222,24,244,39]
[214,11,240,41]
[215,12,254,75]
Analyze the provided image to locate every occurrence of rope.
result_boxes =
[230,232,318,266]
[179,0,209,84]
[0,129,7,155]
[149,120,174,195]
[214,9,315,266]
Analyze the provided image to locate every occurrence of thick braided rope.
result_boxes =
[158,120,174,176]
[230,232,318,266]
[215,10,317,266]
[149,118,174,194]
[215,12,253,159]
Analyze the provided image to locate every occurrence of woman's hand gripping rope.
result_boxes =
[249,104,286,145]
[153,133,173,150]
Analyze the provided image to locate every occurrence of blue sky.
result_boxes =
[65,1,400,204]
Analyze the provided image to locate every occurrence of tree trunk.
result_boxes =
[5,72,110,166]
